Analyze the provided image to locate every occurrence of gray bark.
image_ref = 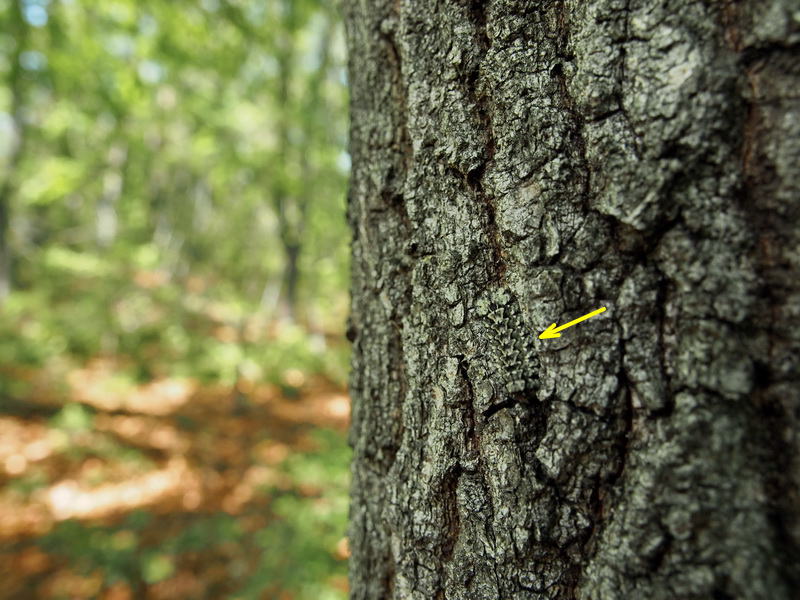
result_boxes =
[343,1,800,599]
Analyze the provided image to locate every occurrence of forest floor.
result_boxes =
[0,359,350,600]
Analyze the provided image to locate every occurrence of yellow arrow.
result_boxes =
[538,307,607,339]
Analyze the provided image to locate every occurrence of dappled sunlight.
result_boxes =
[95,415,189,453]
[0,497,52,538]
[264,389,351,429]
[0,376,350,532]
[67,362,196,415]
[38,568,106,600]
[0,364,351,598]
[45,457,200,520]
[0,417,54,474]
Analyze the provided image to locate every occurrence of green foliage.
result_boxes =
[40,518,147,585]
[50,402,94,433]
[238,428,350,600]
[39,512,245,588]
[0,0,351,384]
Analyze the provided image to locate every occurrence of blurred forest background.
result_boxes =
[0,0,352,598]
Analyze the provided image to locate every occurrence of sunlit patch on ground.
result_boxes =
[44,457,200,520]
[0,364,351,599]
[66,361,196,415]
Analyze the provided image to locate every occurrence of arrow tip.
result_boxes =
[539,323,561,339]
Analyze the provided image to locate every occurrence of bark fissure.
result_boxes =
[737,36,800,592]
[461,2,502,281]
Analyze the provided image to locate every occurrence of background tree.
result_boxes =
[0,0,29,301]
[344,1,799,598]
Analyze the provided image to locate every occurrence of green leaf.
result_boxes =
[141,553,175,584]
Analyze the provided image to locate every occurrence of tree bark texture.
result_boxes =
[343,1,799,598]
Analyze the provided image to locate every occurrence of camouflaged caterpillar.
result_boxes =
[474,287,539,396]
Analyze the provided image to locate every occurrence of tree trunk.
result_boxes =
[343,1,800,598]
[0,0,30,302]
[95,143,127,248]
[281,241,301,321]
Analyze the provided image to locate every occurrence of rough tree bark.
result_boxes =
[343,1,799,598]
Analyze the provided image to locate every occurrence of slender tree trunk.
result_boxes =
[0,179,11,301]
[0,0,30,302]
[95,143,127,248]
[272,0,301,322]
[343,1,800,598]
[281,241,301,320]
